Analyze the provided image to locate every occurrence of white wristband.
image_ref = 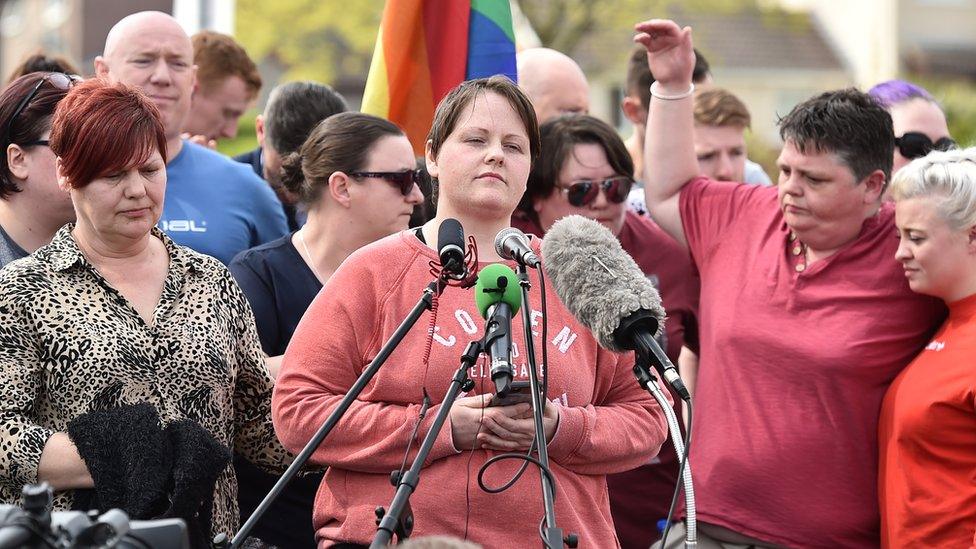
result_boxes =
[650,81,695,101]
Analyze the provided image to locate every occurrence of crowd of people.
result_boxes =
[0,8,971,549]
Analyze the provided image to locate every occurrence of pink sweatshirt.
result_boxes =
[273,230,669,548]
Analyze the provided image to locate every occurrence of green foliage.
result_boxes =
[917,78,976,149]
[236,0,383,85]
[519,0,751,56]
[217,112,259,158]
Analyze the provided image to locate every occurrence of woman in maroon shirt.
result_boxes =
[513,114,699,548]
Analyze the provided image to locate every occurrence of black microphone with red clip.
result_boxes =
[437,218,466,277]
[431,218,478,288]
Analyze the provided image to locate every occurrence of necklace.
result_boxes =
[298,228,325,282]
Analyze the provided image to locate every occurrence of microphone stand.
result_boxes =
[229,279,445,549]
[515,264,574,549]
[371,340,482,547]
[630,333,697,548]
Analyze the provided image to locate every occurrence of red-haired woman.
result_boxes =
[0,78,288,543]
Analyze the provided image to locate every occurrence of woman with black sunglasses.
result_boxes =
[0,71,78,268]
[229,112,423,375]
[868,79,956,177]
[227,112,422,548]
[513,113,700,548]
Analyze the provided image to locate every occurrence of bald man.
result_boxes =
[95,11,287,265]
[95,12,195,159]
[516,47,589,123]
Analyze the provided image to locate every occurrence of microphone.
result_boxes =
[474,264,522,397]
[495,227,540,268]
[437,218,466,277]
[540,215,690,401]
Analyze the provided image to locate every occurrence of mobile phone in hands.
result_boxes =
[488,381,534,407]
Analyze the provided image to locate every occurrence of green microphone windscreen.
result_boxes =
[474,263,522,319]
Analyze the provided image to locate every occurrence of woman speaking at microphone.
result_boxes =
[272,76,669,548]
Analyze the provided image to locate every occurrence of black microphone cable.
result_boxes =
[394,389,433,487]
[475,262,560,549]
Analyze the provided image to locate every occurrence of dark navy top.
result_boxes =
[229,233,322,356]
[228,232,323,549]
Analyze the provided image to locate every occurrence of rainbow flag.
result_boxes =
[361,0,517,154]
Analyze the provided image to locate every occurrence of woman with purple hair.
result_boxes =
[868,79,956,175]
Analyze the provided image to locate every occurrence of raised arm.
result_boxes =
[635,19,699,248]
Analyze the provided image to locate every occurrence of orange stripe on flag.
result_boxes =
[381,0,435,155]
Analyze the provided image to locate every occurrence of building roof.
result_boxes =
[904,46,976,79]
[573,5,845,84]
[671,7,845,72]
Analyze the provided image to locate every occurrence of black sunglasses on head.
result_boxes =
[4,72,81,147]
[558,176,634,207]
[349,169,423,195]
[895,132,957,160]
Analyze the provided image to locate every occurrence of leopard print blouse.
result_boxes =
[0,225,290,539]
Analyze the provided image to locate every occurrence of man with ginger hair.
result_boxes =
[185,30,262,143]
[95,11,287,265]
[691,87,759,184]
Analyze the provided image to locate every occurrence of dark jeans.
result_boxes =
[235,454,323,549]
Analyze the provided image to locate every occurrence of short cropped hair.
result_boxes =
[867,79,935,109]
[778,88,894,183]
[890,147,976,230]
[518,114,634,218]
[264,81,348,155]
[280,112,403,205]
[693,87,751,129]
[427,75,540,164]
[192,30,261,99]
[626,46,712,111]
[51,79,167,189]
[6,52,79,84]
[0,73,72,198]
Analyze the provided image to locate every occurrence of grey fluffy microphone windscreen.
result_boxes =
[540,215,665,351]
[542,215,692,401]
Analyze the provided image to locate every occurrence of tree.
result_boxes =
[235,0,383,85]
[517,0,750,57]
[917,78,976,149]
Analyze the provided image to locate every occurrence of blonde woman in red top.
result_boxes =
[880,146,976,548]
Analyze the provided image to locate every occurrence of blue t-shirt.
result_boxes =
[160,141,288,264]
[228,233,322,356]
